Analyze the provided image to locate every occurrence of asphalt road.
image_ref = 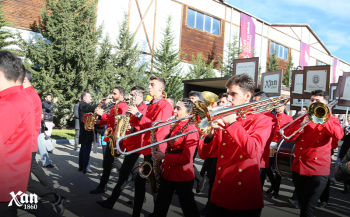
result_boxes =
[18,143,350,217]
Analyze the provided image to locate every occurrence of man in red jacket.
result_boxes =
[96,85,147,209]
[90,86,128,193]
[128,75,173,217]
[284,90,343,217]
[199,73,271,217]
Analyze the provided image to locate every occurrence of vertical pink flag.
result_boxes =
[332,58,338,83]
[240,13,255,58]
[299,41,310,69]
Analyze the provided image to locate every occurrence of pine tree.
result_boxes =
[0,1,21,55]
[151,15,185,101]
[267,48,280,72]
[20,0,110,127]
[283,54,293,87]
[218,33,243,77]
[112,13,148,94]
[186,53,215,80]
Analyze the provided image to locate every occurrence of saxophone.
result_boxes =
[138,115,175,195]
[106,100,121,158]
[84,98,107,131]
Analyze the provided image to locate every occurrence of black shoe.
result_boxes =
[78,167,83,171]
[96,200,114,209]
[270,192,279,199]
[90,187,106,194]
[196,176,206,193]
[288,198,299,209]
[266,186,273,194]
[318,201,327,208]
[83,169,86,174]
[54,196,67,216]
[43,164,55,168]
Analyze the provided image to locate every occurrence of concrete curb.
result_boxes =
[52,139,74,144]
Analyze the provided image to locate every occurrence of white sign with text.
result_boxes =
[262,74,280,93]
[293,74,303,94]
[236,61,256,81]
[305,70,327,93]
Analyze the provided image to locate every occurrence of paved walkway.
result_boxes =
[19,143,350,217]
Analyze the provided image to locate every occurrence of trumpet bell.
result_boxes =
[192,101,212,136]
[308,102,331,124]
[201,91,219,107]
[138,161,152,178]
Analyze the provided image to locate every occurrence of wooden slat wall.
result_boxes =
[2,0,45,30]
[180,5,225,65]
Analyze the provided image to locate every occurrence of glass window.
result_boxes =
[317,60,325,65]
[187,9,195,28]
[284,48,289,60]
[212,18,220,35]
[278,46,283,58]
[204,16,211,33]
[270,42,275,54]
[187,8,220,36]
[195,12,204,30]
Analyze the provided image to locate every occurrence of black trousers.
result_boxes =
[206,158,217,207]
[79,142,92,169]
[193,148,202,184]
[101,145,122,171]
[28,152,57,203]
[206,203,262,217]
[0,201,59,217]
[200,158,214,177]
[107,152,140,203]
[151,177,200,217]
[259,157,276,189]
[133,154,154,217]
[98,145,122,188]
[319,176,331,203]
[292,171,328,217]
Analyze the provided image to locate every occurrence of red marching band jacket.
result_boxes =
[100,102,128,143]
[0,86,35,202]
[121,102,147,152]
[198,113,272,211]
[24,86,42,152]
[272,113,293,143]
[260,111,275,168]
[284,115,343,176]
[134,98,173,156]
[161,120,198,182]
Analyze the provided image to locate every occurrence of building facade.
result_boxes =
[3,0,350,82]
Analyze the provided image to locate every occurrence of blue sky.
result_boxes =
[227,0,350,64]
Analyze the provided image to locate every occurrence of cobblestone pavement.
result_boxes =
[18,143,350,217]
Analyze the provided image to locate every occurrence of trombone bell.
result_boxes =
[308,102,330,124]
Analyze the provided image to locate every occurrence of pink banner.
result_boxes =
[240,13,255,58]
[299,41,310,69]
[332,58,338,83]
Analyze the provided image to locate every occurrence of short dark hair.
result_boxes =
[218,93,228,99]
[311,90,329,101]
[188,92,201,98]
[80,92,89,100]
[226,73,255,94]
[253,91,270,100]
[167,96,175,103]
[303,106,308,110]
[0,51,23,82]
[43,94,51,99]
[114,86,125,97]
[25,69,32,83]
[150,75,166,88]
[178,98,193,114]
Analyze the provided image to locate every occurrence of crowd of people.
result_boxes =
[1,49,350,217]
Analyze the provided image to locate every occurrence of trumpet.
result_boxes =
[115,96,290,155]
[280,100,337,140]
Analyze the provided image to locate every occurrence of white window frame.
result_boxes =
[187,8,220,36]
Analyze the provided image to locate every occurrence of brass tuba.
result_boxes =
[84,98,107,131]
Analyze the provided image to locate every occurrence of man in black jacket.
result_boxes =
[42,94,58,139]
[78,92,103,174]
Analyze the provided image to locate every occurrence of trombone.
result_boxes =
[280,100,337,140]
[115,95,290,155]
